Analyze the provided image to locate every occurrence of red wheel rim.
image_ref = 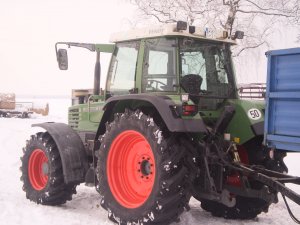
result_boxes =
[107,130,156,208]
[28,149,49,190]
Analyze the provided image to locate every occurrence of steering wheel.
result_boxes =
[147,79,166,91]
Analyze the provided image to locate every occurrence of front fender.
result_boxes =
[32,122,89,184]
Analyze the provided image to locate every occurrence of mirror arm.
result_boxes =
[55,42,101,95]
[55,42,96,60]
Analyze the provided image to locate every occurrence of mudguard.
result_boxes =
[32,122,89,184]
[226,99,265,144]
[95,94,208,139]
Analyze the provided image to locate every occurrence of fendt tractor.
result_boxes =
[20,22,300,224]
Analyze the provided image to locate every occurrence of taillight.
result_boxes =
[182,104,198,116]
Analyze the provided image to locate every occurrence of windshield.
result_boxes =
[179,38,236,99]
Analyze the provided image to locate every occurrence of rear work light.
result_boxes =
[182,104,198,116]
[176,21,188,31]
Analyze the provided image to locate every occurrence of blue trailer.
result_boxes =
[264,48,300,152]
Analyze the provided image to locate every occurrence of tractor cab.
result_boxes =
[56,22,241,101]
[106,23,241,111]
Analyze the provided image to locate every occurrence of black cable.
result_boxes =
[282,193,300,224]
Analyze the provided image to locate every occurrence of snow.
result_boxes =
[1,98,300,225]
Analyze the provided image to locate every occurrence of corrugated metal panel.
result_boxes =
[264,48,300,151]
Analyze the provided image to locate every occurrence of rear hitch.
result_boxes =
[237,164,300,223]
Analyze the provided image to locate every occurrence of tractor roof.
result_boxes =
[110,23,237,45]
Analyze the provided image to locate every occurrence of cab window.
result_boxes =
[142,38,177,92]
[106,42,139,96]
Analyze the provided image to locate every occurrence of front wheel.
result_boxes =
[97,109,189,224]
[20,132,76,205]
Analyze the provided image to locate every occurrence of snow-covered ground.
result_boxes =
[1,98,300,225]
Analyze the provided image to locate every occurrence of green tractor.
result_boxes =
[20,22,297,224]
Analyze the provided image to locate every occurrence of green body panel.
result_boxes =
[199,110,222,126]
[226,99,265,144]
[69,101,105,132]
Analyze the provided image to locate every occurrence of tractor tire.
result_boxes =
[97,109,189,225]
[20,132,76,205]
[201,197,268,220]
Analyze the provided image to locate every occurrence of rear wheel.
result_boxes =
[200,142,270,219]
[97,109,189,224]
[201,196,268,219]
[20,132,76,205]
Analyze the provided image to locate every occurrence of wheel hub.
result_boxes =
[140,159,151,176]
[137,155,154,181]
[42,162,49,175]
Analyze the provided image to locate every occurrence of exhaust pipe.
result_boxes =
[94,51,101,95]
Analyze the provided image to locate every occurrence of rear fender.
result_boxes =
[226,99,265,144]
[95,94,208,139]
[32,122,89,184]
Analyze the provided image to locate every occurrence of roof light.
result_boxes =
[189,26,195,34]
[176,21,187,31]
[232,31,244,40]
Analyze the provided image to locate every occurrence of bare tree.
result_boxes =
[129,0,300,56]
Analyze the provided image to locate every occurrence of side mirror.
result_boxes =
[57,49,68,70]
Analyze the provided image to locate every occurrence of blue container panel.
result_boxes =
[264,48,300,152]
[270,54,300,92]
[269,99,300,137]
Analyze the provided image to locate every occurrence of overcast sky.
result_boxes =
[0,0,135,96]
[0,0,298,96]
